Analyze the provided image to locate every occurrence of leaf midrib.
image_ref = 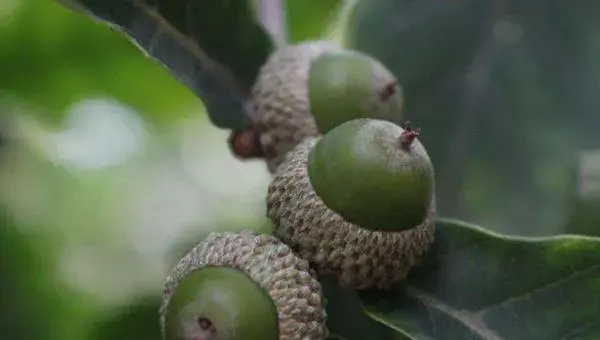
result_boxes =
[64,0,252,101]
[405,286,502,340]
[130,0,250,98]
[477,264,599,314]
[402,263,600,340]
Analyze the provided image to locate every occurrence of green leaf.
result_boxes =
[326,336,347,340]
[58,0,274,130]
[0,206,88,340]
[326,335,350,340]
[0,209,53,340]
[286,0,343,43]
[343,0,600,236]
[564,149,600,237]
[320,275,396,340]
[359,219,600,340]
[90,298,162,340]
[1,0,199,127]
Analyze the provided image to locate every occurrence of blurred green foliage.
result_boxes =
[0,0,335,338]
[0,0,274,339]
[286,0,341,42]
[90,298,162,340]
[59,0,274,130]
[346,0,600,236]
[0,0,198,127]
[0,204,98,340]
[1,209,55,340]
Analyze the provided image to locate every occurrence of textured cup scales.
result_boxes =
[249,41,342,173]
[160,231,329,340]
[267,138,437,290]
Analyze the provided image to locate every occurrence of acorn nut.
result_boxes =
[308,49,403,133]
[309,119,433,231]
[160,230,328,340]
[267,119,436,290]
[249,40,403,173]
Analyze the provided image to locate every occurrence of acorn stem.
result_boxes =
[399,121,421,149]
[378,80,398,101]
[228,128,265,159]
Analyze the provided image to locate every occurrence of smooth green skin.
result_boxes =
[308,50,403,134]
[308,119,434,231]
[164,266,278,340]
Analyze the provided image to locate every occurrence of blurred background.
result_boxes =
[1,0,278,339]
[1,0,599,339]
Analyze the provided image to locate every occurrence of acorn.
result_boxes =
[249,40,403,173]
[308,49,404,134]
[160,230,328,340]
[267,119,436,289]
[309,119,433,231]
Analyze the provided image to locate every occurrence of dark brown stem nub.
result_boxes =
[378,80,398,101]
[227,128,265,160]
[399,120,421,149]
[194,317,217,340]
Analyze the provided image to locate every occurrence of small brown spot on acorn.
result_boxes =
[192,317,217,340]
[197,317,213,331]
[378,80,398,101]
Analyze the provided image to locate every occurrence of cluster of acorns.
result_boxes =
[159,41,437,340]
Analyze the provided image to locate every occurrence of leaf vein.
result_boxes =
[129,0,249,98]
[478,264,599,313]
[559,319,600,340]
[406,286,502,340]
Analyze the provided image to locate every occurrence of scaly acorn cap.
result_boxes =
[250,40,342,173]
[308,119,434,231]
[267,138,436,290]
[250,41,403,174]
[160,230,328,340]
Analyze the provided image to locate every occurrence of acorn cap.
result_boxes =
[160,230,328,340]
[267,138,436,290]
[308,50,403,133]
[250,40,342,173]
[308,119,434,231]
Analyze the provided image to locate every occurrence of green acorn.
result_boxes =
[160,230,328,340]
[309,119,433,231]
[308,50,403,133]
[249,41,403,173]
[267,119,436,289]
